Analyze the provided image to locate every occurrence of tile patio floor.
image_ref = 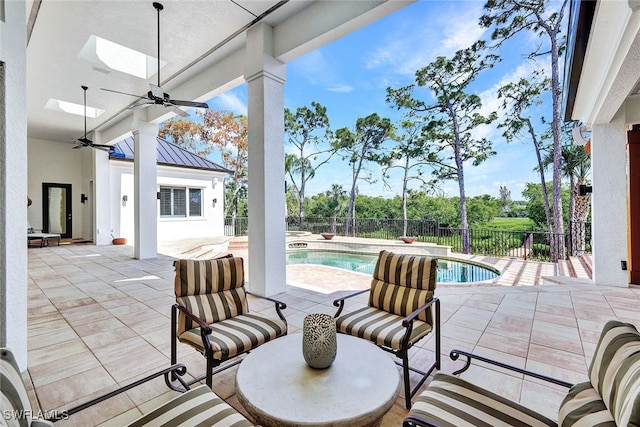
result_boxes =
[24,239,640,426]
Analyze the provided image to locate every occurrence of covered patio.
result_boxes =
[25,241,640,425]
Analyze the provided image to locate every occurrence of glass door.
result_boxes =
[42,183,72,238]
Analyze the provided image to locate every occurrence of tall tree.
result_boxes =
[386,41,499,253]
[284,102,334,222]
[332,113,393,235]
[498,71,552,231]
[378,114,437,236]
[481,0,569,260]
[159,110,248,219]
[158,118,207,156]
[499,185,512,213]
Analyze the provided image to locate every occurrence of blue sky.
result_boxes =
[205,0,560,201]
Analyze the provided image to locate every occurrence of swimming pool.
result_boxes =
[286,250,499,283]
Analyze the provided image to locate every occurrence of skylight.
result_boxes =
[78,35,165,79]
[44,99,105,118]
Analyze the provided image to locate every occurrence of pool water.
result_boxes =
[286,250,498,283]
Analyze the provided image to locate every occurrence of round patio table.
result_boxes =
[235,333,400,427]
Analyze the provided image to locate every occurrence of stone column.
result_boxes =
[132,113,158,259]
[245,23,287,296]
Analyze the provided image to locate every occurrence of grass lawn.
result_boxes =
[484,217,536,231]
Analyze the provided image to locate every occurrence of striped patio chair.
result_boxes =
[171,256,287,389]
[333,250,441,409]
[1,348,253,426]
[404,320,640,426]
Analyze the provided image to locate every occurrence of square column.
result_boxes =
[591,110,629,287]
[92,132,112,245]
[1,0,28,369]
[133,115,158,259]
[245,24,287,296]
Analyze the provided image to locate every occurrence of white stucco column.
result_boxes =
[1,0,28,369]
[591,109,629,287]
[132,114,158,259]
[245,23,287,296]
[92,132,112,245]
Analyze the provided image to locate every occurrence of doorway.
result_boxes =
[42,183,72,238]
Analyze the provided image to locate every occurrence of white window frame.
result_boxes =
[159,186,203,218]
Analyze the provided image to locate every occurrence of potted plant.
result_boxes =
[400,236,416,244]
[111,234,127,245]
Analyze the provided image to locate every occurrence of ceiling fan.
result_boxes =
[73,85,115,153]
[101,2,209,118]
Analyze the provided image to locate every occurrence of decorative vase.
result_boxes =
[400,236,416,244]
[112,237,127,245]
[321,233,335,240]
[302,313,337,369]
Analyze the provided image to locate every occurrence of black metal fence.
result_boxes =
[224,217,592,262]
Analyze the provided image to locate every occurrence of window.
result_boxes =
[160,187,202,217]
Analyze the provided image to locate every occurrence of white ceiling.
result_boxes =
[25,0,326,144]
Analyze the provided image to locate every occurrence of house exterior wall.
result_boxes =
[591,109,630,287]
[1,0,29,369]
[110,161,226,243]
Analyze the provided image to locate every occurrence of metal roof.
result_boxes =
[110,136,231,173]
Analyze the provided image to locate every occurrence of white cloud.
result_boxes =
[214,92,247,116]
[328,84,354,93]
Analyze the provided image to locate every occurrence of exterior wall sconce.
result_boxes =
[212,198,217,208]
[578,184,592,196]
[212,177,219,188]
[122,195,128,207]
[157,191,162,200]
[81,194,88,204]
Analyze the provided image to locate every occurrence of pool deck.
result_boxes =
[24,235,618,426]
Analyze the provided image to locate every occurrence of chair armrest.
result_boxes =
[402,297,438,327]
[174,304,212,335]
[47,364,189,422]
[332,289,370,317]
[450,349,573,388]
[246,291,287,321]
[403,414,439,427]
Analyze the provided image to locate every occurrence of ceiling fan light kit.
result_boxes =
[101,2,209,117]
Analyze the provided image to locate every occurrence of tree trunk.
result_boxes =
[550,33,565,261]
[402,157,409,236]
[528,119,553,232]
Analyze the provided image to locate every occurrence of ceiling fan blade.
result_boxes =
[171,100,209,109]
[77,137,93,145]
[129,102,154,111]
[149,84,165,99]
[101,87,146,100]
[167,104,190,118]
[92,143,114,149]
[72,144,84,149]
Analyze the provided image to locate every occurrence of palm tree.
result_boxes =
[542,140,591,255]
[326,184,348,233]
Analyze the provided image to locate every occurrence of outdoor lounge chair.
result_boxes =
[171,255,287,389]
[0,347,254,426]
[403,319,640,426]
[27,224,60,248]
[333,249,441,409]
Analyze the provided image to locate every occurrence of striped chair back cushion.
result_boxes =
[588,320,640,425]
[368,250,437,323]
[174,257,248,335]
[1,348,34,427]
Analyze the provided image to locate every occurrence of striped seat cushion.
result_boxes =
[1,348,43,427]
[558,382,615,426]
[587,320,640,425]
[126,384,253,427]
[178,313,287,359]
[368,250,436,323]
[408,373,556,427]
[335,306,432,350]
[174,258,248,336]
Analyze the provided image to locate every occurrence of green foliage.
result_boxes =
[522,182,569,230]
[485,217,535,231]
